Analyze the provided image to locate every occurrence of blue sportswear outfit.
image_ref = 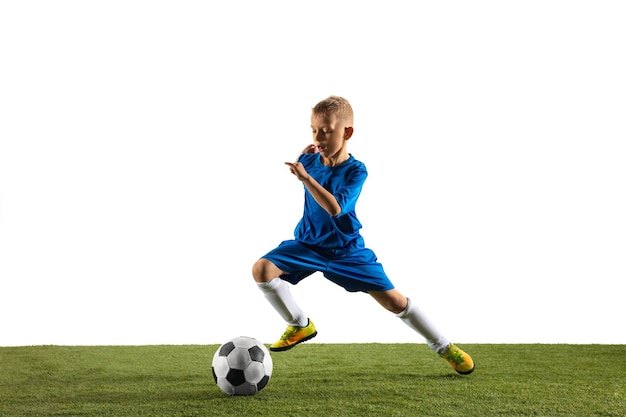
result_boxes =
[262,152,394,293]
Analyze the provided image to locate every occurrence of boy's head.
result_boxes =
[310,96,354,164]
[312,96,354,126]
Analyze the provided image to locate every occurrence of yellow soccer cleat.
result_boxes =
[270,319,318,352]
[440,343,475,375]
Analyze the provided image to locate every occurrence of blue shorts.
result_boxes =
[261,240,394,293]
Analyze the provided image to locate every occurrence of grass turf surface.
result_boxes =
[1,344,624,416]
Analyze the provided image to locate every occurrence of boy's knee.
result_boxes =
[252,258,276,283]
[369,290,408,314]
[385,298,408,314]
[251,259,264,282]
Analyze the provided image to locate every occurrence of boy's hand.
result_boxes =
[285,144,317,180]
[301,144,318,155]
[284,161,309,181]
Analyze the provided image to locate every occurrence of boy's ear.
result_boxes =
[344,126,354,140]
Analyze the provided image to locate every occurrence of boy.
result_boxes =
[252,96,474,374]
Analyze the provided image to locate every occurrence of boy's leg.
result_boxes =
[369,290,449,353]
[395,297,450,353]
[256,276,308,327]
[397,297,475,374]
[371,290,474,374]
[253,258,317,351]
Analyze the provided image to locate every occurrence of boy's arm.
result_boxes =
[284,161,341,216]
[285,147,342,217]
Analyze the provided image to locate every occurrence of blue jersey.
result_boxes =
[294,152,367,249]
[262,152,393,292]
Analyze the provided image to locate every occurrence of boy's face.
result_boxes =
[310,113,353,161]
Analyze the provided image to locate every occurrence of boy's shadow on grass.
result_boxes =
[423,373,471,379]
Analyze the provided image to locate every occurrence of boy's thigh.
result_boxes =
[261,240,327,284]
[325,248,395,292]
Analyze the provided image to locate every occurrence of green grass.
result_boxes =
[1,344,624,416]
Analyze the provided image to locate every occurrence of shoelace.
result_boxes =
[446,349,465,365]
[280,326,298,340]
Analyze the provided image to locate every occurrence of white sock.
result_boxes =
[257,278,308,327]
[397,298,450,354]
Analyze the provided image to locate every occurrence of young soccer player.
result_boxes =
[252,96,474,374]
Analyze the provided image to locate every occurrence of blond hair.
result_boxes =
[312,96,354,124]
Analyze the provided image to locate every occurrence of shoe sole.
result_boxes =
[269,331,318,352]
[455,364,475,375]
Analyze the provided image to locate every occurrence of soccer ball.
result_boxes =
[211,336,273,396]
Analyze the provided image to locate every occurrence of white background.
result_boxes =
[1,1,625,346]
